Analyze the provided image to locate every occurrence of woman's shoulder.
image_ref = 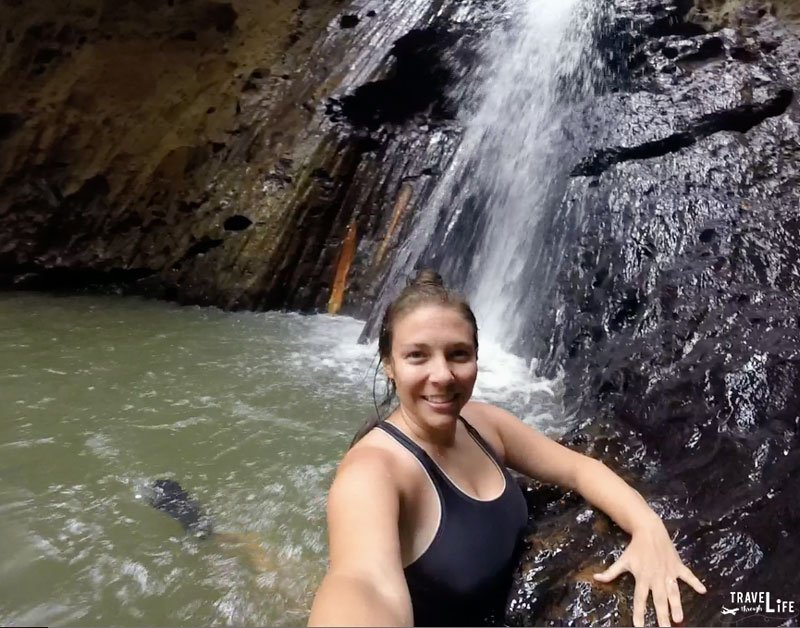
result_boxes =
[462,400,522,430]
[340,435,395,474]
[325,443,400,516]
[334,429,406,490]
[336,423,429,498]
[461,399,509,426]
[462,399,497,417]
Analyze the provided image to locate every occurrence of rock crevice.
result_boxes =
[573,87,793,176]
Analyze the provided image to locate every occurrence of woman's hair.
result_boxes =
[349,269,478,447]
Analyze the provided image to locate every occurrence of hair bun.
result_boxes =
[409,269,445,288]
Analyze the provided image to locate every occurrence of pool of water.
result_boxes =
[0,293,566,626]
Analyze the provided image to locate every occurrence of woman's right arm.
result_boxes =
[308,449,413,627]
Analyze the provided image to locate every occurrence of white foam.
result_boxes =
[286,314,567,432]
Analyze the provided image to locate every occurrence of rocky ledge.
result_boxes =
[508,0,800,625]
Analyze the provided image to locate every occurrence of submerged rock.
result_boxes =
[148,478,214,540]
[509,0,800,625]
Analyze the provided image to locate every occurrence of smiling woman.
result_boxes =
[309,270,707,627]
[385,304,477,427]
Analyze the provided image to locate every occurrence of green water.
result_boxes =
[0,293,565,626]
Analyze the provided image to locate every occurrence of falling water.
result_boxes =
[377,0,609,353]
[462,0,607,347]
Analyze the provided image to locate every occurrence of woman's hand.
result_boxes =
[593,517,707,627]
[471,402,708,626]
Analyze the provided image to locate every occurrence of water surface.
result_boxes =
[0,293,564,626]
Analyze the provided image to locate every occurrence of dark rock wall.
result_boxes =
[0,0,346,301]
[0,0,497,313]
[509,0,800,625]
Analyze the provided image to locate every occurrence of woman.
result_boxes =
[309,271,706,627]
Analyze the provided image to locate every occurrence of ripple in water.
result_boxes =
[0,293,568,625]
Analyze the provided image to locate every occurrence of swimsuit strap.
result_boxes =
[375,417,507,491]
[374,421,449,490]
[376,417,529,627]
[457,415,505,467]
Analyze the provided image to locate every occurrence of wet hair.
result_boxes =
[349,269,478,447]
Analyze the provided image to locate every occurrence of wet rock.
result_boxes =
[510,0,800,624]
[0,0,349,301]
[148,478,214,540]
[0,0,496,313]
[328,26,461,130]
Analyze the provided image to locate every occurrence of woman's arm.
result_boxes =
[308,448,413,627]
[466,401,706,627]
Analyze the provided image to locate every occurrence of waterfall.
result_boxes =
[372,0,609,356]
[459,0,607,348]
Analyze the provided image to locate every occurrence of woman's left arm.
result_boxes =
[468,402,706,627]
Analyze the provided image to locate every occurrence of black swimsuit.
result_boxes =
[375,418,528,627]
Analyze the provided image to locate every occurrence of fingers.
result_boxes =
[633,579,649,627]
[667,578,684,624]
[593,558,627,583]
[679,566,707,595]
[593,554,706,626]
[652,581,671,627]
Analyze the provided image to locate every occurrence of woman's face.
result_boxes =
[385,304,478,430]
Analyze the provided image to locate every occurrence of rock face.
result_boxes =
[508,0,800,625]
[0,0,340,302]
[0,0,492,311]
